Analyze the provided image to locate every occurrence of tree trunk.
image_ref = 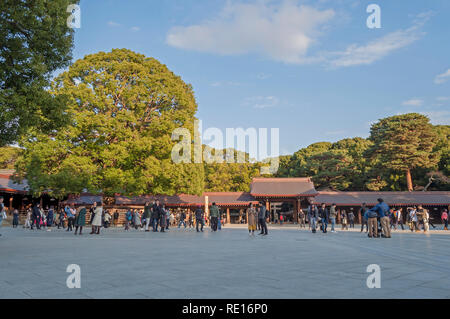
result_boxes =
[406,168,413,192]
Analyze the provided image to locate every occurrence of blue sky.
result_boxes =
[71,0,450,155]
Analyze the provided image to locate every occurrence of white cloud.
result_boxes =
[421,111,450,125]
[402,98,423,107]
[434,69,450,84]
[166,1,334,64]
[327,18,427,68]
[107,21,121,27]
[436,96,450,102]
[242,96,279,109]
[257,73,271,80]
[130,26,141,32]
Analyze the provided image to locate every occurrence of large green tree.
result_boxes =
[0,146,22,169]
[15,49,204,198]
[0,0,78,146]
[367,113,438,191]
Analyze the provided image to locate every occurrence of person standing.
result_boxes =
[341,210,348,230]
[151,200,161,232]
[307,204,319,233]
[247,203,257,236]
[88,202,97,234]
[113,210,119,227]
[360,203,368,233]
[209,203,220,232]
[348,208,355,229]
[298,208,306,229]
[91,202,103,235]
[195,205,204,232]
[367,198,391,238]
[57,208,65,229]
[32,203,41,230]
[125,209,132,231]
[329,203,337,233]
[143,202,151,232]
[0,197,5,236]
[365,208,378,238]
[165,208,171,230]
[441,209,448,230]
[104,210,112,228]
[65,205,74,232]
[318,203,329,233]
[159,205,166,232]
[47,206,54,229]
[74,205,87,235]
[258,202,269,236]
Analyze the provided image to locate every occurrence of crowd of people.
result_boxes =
[301,198,449,238]
[1,195,448,239]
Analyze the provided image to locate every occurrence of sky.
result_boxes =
[70,0,450,156]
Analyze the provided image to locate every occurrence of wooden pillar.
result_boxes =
[265,199,270,221]
[337,208,341,224]
[227,208,230,224]
[294,199,299,224]
[357,207,361,224]
[9,195,13,212]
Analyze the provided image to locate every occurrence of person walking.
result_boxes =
[56,208,65,229]
[209,203,220,232]
[441,209,448,230]
[319,203,329,233]
[104,210,112,228]
[91,202,103,235]
[74,205,87,235]
[133,209,142,230]
[12,209,19,228]
[247,203,257,236]
[143,202,151,232]
[89,202,97,234]
[165,208,171,230]
[258,202,269,236]
[64,205,74,232]
[348,208,355,229]
[360,203,368,233]
[195,205,204,232]
[367,198,391,238]
[298,208,306,229]
[178,209,187,229]
[307,204,319,233]
[395,208,404,230]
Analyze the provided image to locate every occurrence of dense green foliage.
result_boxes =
[0,146,22,169]
[0,0,78,146]
[278,115,449,191]
[15,49,204,198]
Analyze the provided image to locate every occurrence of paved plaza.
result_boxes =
[1,225,449,299]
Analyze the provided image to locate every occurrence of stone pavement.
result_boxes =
[0,225,449,299]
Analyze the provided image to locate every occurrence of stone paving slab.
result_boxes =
[0,226,449,299]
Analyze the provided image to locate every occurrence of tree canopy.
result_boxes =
[0,0,78,146]
[15,49,204,198]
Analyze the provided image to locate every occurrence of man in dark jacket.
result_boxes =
[32,203,41,230]
[151,200,160,232]
[209,203,220,231]
[318,203,329,233]
[143,202,151,232]
[258,202,269,235]
[307,204,319,233]
[195,205,204,232]
[368,198,391,238]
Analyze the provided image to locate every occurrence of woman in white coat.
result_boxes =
[91,202,103,235]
